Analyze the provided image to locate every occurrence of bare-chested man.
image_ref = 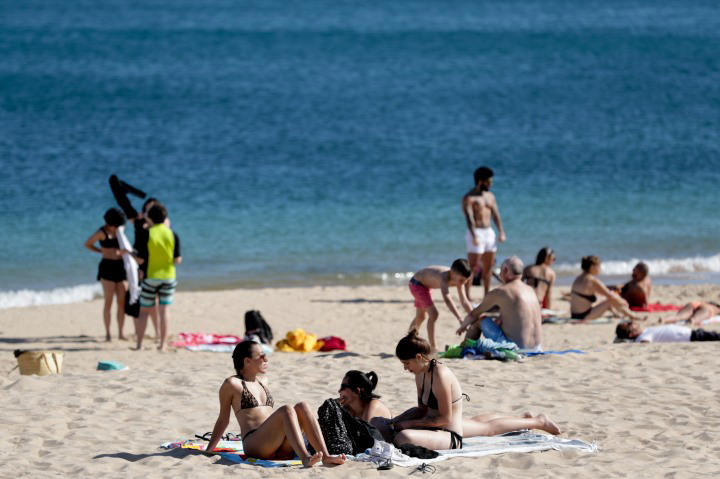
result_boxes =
[456,256,542,351]
[462,166,506,301]
[408,259,473,352]
[619,262,652,309]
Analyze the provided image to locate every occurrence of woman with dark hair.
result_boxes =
[374,330,560,450]
[84,207,134,341]
[522,247,556,309]
[338,370,392,422]
[205,341,346,467]
[570,255,642,322]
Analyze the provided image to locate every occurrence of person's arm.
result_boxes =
[545,271,555,310]
[593,278,627,307]
[84,230,104,254]
[440,279,463,323]
[462,195,479,244]
[205,380,234,454]
[108,175,140,221]
[395,369,453,430]
[456,281,473,314]
[457,291,498,334]
[173,233,182,265]
[489,194,505,242]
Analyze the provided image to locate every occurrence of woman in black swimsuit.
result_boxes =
[374,330,561,450]
[522,246,556,309]
[84,207,132,341]
[570,255,642,322]
[205,341,346,467]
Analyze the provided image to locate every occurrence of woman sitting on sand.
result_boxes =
[570,255,642,322]
[522,246,556,309]
[338,370,392,421]
[373,330,560,450]
[660,301,720,326]
[205,341,346,467]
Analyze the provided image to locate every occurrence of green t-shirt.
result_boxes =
[146,224,180,279]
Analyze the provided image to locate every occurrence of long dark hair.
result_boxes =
[535,247,554,266]
[344,370,381,402]
[395,329,432,361]
[232,341,257,377]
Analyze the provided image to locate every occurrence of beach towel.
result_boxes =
[172,333,273,354]
[117,225,139,304]
[542,317,612,325]
[630,303,682,312]
[355,432,597,468]
[160,439,302,467]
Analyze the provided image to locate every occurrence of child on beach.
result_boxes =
[408,259,473,351]
[132,203,182,351]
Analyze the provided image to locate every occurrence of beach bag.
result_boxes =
[317,398,382,455]
[244,310,273,345]
[14,350,64,376]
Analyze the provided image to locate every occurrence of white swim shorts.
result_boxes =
[465,227,497,254]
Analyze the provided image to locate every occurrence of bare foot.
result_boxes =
[118,335,128,341]
[157,344,167,352]
[302,451,323,467]
[537,414,561,435]
[105,335,112,342]
[322,453,346,466]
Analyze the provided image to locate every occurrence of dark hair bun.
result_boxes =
[366,371,378,390]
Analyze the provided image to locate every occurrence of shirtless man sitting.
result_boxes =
[618,262,652,309]
[456,256,542,351]
[461,166,506,301]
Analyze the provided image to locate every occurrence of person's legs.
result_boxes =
[394,429,455,450]
[466,252,481,301]
[114,281,128,340]
[409,308,427,333]
[134,307,150,350]
[580,300,614,320]
[293,402,346,465]
[462,413,560,437]
[100,280,115,341]
[687,305,716,327]
[149,299,160,339]
[426,305,440,351]
[690,329,720,341]
[242,405,323,467]
[660,304,695,324]
[480,252,495,295]
[157,305,170,351]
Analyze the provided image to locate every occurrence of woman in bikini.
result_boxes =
[205,341,346,467]
[337,370,392,422]
[374,330,560,450]
[522,246,556,309]
[570,255,643,322]
[84,207,134,341]
[660,301,720,326]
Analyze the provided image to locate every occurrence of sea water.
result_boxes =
[1,0,719,307]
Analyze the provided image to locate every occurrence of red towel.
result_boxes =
[630,303,682,312]
[319,336,346,351]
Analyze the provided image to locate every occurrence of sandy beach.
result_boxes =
[1,283,719,478]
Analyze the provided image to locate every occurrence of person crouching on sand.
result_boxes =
[338,370,392,422]
[205,341,346,467]
[408,259,473,352]
[372,330,561,451]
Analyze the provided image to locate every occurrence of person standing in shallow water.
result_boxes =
[462,166,506,302]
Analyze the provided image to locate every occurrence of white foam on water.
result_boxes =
[554,254,720,276]
[0,283,102,309]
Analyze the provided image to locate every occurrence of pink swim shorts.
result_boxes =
[409,278,434,309]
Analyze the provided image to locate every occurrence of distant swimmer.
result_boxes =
[522,247,556,310]
[408,260,473,352]
[461,166,506,301]
[570,255,643,322]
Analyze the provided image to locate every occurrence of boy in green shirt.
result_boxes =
[133,203,182,351]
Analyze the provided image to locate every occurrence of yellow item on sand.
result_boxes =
[275,329,324,352]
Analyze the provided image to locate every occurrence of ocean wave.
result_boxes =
[554,254,720,276]
[0,284,102,309]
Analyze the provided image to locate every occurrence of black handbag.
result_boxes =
[317,398,382,455]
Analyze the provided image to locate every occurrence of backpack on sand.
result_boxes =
[244,310,273,345]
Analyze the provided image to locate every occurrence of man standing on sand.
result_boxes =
[456,256,542,351]
[462,166,506,301]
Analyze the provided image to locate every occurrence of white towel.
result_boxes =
[117,226,139,303]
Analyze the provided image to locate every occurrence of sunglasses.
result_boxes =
[252,353,268,361]
[339,383,355,392]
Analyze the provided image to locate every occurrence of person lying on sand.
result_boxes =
[205,341,346,467]
[570,255,644,322]
[615,321,720,343]
[659,301,720,326]
[372,330,561,451]
[338,370,392,422]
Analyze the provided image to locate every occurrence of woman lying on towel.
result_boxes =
[373,330,560,451]
[338,370,392,421]
[206,341,346,467]
[659,301,720,326]
[570,255,644,322]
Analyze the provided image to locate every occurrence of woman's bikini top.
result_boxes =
[572,290,597,303]
[237,378,274,410]
[523,275,550,288]
[98,227,119,249]
[419,360,468,410]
